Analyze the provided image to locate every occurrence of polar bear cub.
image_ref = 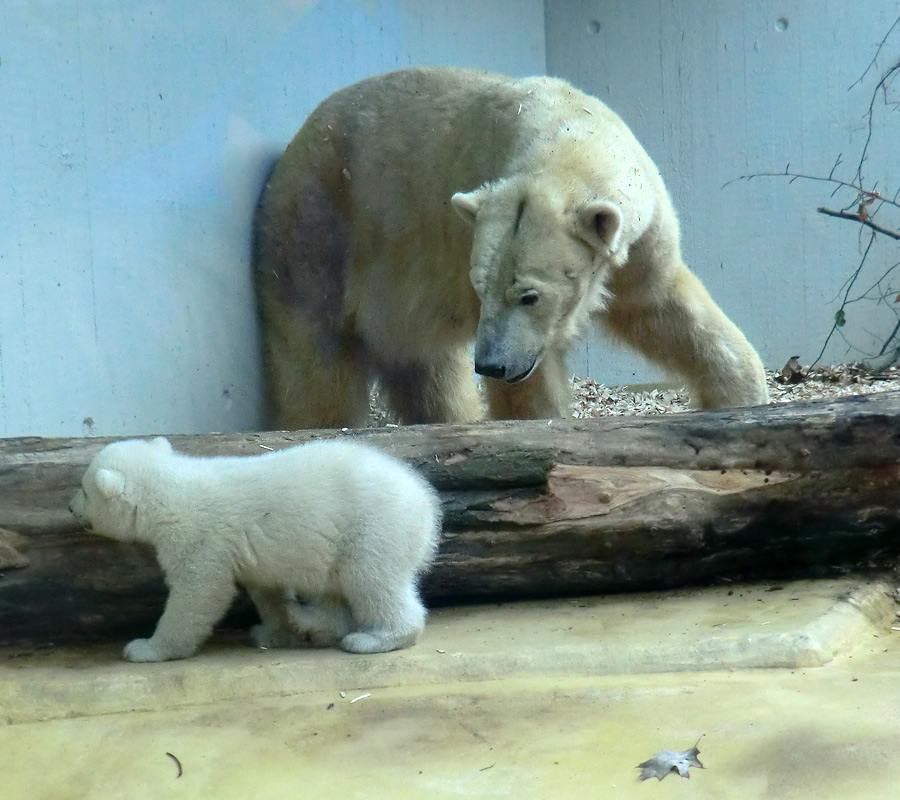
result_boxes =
[69,436,441,662]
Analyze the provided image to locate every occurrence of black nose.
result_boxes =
[474,361,506,380]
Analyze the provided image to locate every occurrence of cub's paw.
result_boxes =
[340,630,417,655]
[249,623,300,649]
[123,638,169,663]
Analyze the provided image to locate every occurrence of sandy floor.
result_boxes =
[2,577,898,800]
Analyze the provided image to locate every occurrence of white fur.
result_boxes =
[69,437,441,662]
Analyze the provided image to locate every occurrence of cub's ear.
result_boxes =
[576,200,624,255]
[450,187,487,225]
[149,436,172,453]
[95,468,126,499]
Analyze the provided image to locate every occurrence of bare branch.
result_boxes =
[723,168,900,212]
[816,207,900,240]
[726,18,900,367]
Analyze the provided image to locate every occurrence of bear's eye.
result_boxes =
[520,289,539,306]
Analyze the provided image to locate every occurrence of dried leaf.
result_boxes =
[777,355,805,384]
[636,736,705,781]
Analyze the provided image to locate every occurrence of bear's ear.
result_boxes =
[450,188,485,225]
[576,200,624,255]
[149,436,172,454]
[95,468,126,499]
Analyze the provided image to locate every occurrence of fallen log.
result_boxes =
[1,391,900,644]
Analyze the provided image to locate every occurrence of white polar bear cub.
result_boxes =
[69,436,441,662]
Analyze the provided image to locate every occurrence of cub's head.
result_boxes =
[451,173,636,385]
[69,437,173,542]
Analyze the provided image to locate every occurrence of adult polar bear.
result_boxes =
[254,67,767,428]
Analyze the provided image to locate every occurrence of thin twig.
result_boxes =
[849,15,900,90]
[855,58,900,187]
[165,752,183,779]
[816,207,900,240]
[811,231,878,367]
[723,168,900,212]
[846,259,900,305]
[877,317,900,358]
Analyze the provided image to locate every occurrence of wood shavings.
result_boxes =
[572,364,900,419]
[363,364,900,426]
[570,378,689,418]
[350,693,371,703]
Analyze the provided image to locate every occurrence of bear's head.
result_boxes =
[69,437,174,542]
[451,172,631,384]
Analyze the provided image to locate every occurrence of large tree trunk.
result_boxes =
[2,391,900,644]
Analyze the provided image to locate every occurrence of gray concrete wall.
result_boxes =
[549,1,900,385]
[0,0,545,437]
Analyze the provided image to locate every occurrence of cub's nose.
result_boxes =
[474,360,506,380]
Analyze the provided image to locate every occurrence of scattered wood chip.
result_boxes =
[365,364,900,426]
[350,693,371,703]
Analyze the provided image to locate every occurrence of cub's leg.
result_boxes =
[337,560,427,654]
[124,576,236,662]
[247,586,303,649]
[600,261,768,408]
[284,597,353,647]
[483,350,572,420]
[379,348,484,424]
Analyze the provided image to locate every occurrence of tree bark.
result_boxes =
[2,391,900,644]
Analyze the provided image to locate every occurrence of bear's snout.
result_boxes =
[474,353,538,384]
[474,358,508,380]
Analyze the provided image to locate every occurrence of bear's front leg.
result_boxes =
[601,263,768,409]
[123,577,237,662]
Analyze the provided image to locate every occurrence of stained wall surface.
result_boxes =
[3,2,899,436]
[0,1,545,436]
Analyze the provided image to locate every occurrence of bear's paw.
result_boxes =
[249,623,300,649]
[123,638,168,662]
